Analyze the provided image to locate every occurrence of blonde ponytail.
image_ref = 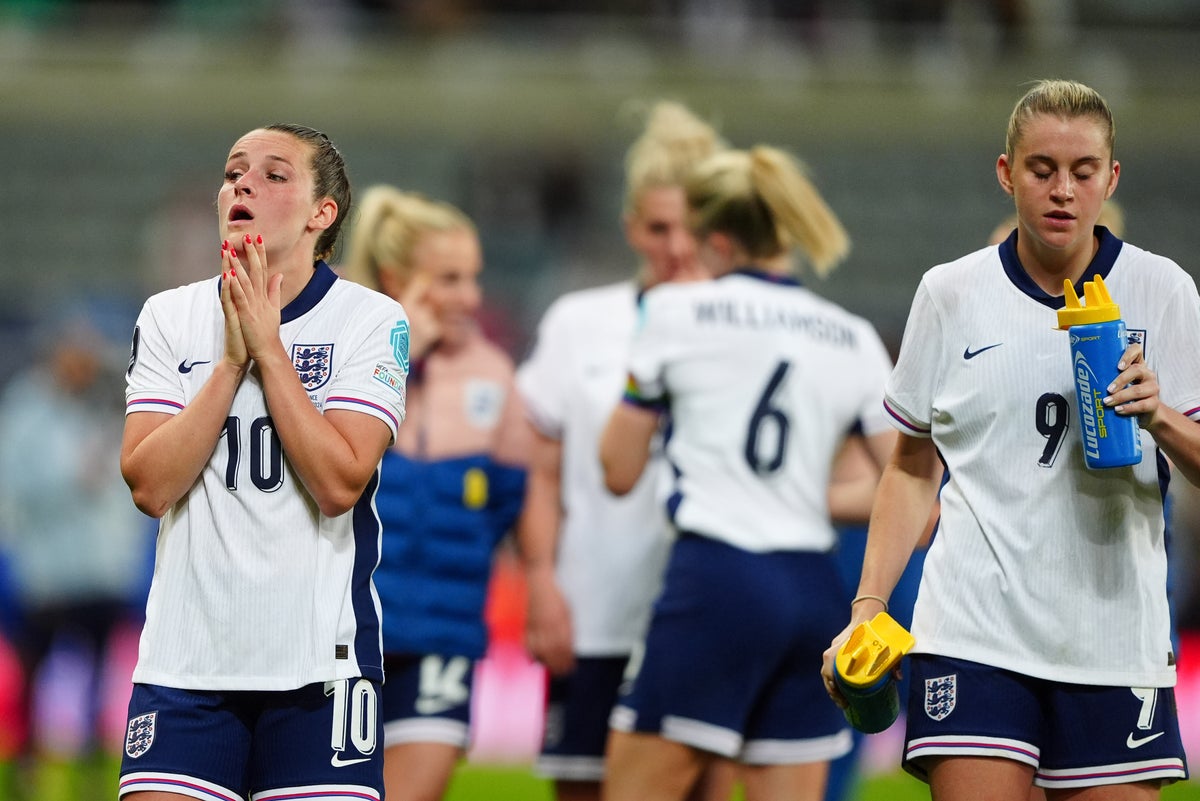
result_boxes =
[687,146,850,277]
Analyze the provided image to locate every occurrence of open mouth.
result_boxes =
[229,204,254,223]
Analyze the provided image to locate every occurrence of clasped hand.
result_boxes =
[220,234,284,370]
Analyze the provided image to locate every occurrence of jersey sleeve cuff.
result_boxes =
[126,395,185,415]
[325,395,402,440]
[883,398,931,437]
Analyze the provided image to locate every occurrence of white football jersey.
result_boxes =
[886,232,1200,687]
[625,269,893,553]
[126,264,409,691]
[517,281,674,655]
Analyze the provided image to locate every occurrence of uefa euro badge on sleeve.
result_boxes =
[391,320,411,372]
[834,612,916,734]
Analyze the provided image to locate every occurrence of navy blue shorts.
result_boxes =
[118,679,384,801]
[536,655,630,781]
[381,653,475,748]
[904,654,1189,789]
[611,534,852,764]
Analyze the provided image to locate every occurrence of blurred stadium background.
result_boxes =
[2,0,1200,799]
[4,0,1200,352]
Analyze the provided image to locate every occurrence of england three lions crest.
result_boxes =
[924,674,957,721]
[125,711,157,758]
[293,344,334,391]
[1127,329,1147,360]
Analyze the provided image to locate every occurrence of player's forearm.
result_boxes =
[1145,405,1200,488]
[122,361,246,517]
[516,483,562,576]
[599,403,655,495]
[854,443,940,618]
[515,430,564,571]
[516,452,576,674]
[255,348,376,516]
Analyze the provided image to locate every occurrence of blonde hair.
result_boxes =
[1005,79,1115,161]
[341,185,475,292]
[622,100,727,214]
[686,146,850,278]
[1097,198,1126,236]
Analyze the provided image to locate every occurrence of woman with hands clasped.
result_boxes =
[119,124,408,801]
[822,80,1200,801]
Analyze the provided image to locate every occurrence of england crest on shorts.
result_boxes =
[924,674,957,721]
[293,344,334,391]
[125,711,157,758]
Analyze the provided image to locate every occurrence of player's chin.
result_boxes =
[438,320,474,350]
[667,264,707,284]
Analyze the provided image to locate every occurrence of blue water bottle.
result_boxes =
[833,612,915,734]
[1056,275,1142,469]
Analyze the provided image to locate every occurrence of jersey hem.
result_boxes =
[911,644,1177,688]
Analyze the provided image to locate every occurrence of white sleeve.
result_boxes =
[884,277,944,437]
[323,300,409,439]
[516,299,573,438]
[1153,267,1200,419]
[125,295,185,416]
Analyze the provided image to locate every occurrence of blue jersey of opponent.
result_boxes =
[372,332,528,660]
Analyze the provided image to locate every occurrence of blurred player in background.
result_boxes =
[341,185,528,801]
[515,100,738,801]
[119,124,406,801]
[0,306,150,801]
[823,79,1200,800]
[600,142,896,801]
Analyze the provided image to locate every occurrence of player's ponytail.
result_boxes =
[686,146,850,277]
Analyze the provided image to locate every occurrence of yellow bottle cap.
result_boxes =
[1056,274,1120,329]
[834,612,916,689]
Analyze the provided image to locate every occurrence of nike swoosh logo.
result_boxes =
[178,359,211,374]
[1126,731,1165,749]
[330,753,371,768]
[963,344,1002,360]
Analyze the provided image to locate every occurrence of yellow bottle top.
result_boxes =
[1056,274,1121,329]
[834,612,916,689]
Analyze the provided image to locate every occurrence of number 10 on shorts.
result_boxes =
[326,678,379,757]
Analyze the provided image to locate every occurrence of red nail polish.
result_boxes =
[245,234,252,244]
[222,240,229,251]
[230,269,236,277]
[256,234,262,245]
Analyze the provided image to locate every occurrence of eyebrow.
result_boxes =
[225,151,296,168]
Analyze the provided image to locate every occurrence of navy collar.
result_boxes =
[281,261,338,323]
[633,267,804,305]
[999,226,1123,309]
[725,266,803,288]
[214,260,338,323]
